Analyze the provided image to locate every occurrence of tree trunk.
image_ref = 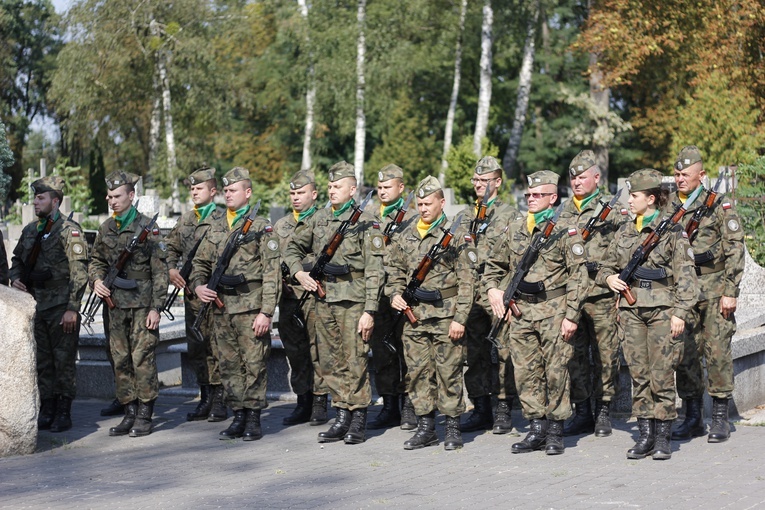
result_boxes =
[473,0,493,157]
[353,0,367,188]
[439,0,468,186]
[588,0,610,186]
[502,0,539,180]
[297,0,315,172]
[149,66,161,174]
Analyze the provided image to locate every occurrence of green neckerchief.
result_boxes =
[114,206,138,232]
[297,204,317,222]
[333,199,354,218]
[486,196,497,208]
[194,202,217,222]
[37,211,60,232]
[533,208,555,227]
[678,185,704,202]
[382,197,404,218]
[425,212,447,236]
[575,189,600,212]
[636,209,659,232]
[230,205,250,228]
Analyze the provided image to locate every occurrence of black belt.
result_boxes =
[412,286,459,302]
[517,286,566,303]
[632,277,674,290]
[32,278,68,290]
[325,271,364,283]
[218,281,262,296]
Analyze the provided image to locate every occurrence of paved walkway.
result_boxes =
[3,397,765,509]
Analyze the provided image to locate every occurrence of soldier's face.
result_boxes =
[628,191,656,215]
[191,182,215,206]
[224,182,252,211]
[570,167,600,198]
[417,194,445,224]
[107,186,134,215]
[674,162,705,194]
[328,178,356,206]
[377,179,405,205]
[525,184,557,214]
[33,192,57,218]
[289,185,318,213]
[472,172,501,199]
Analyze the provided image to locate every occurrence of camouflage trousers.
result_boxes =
[314,300,371,410]
[505,308,573,421]
[185,297,221,386]
[568,295,621,404]
[401,317,465,418]
[368,295,406,396]
[108,307,159,405]
[676,297,736,400]
[278,294,328,396]
[35,304,79,400]
[463,300,500,399]
[213,310,270,411]
[619,306,683,421]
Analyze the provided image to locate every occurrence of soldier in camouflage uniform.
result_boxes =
[368,164,416,431]
[484,170,588,456]
[459,156,523,435]
[10,176,88,433]
[284,161,385,445]
[560,150,628,438]
[668,146,745,444]
[90,171,169,437]
[275,170,330,427]
[165,167,228,424]
[190,167,280,442]
[597,169,698,460]
[387,176,474,450]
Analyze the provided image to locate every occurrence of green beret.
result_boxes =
[31,176,66,195]
[416,175,442,198]
[526,170,559,189]
[569,150,598,177]
[626,169,663,192]
[188,166,216,185]
[105,170,140,191]
[675,145,702,171]
[377,164,403,182]
[221,167,250,187]
[475,156,502,176]
[289,170,314,190]
[327,161,356,182]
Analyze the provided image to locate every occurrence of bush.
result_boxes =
[736,155,765,266]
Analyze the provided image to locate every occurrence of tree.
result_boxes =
[0,120,14,212]
[439,0,467,186]
[353,0,367,187]
[297,0,316,172]
[473,0,493,157]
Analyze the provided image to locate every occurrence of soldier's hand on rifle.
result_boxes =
[448,321,465,341]
[169,268,185,289]
[670,315,685,338]
[487,288,506,319]
[146,309,160,330]
[93,279,111,299]
[390,294,408,312]
[252,313,271,338]
[720,296,737,319]
[60,310,78,334]
[606,275,628,293]
[357,312,374,342]
[561,318,577,342]
[295,271,318,292]
[10,279,27,292]
[195,285,218,303]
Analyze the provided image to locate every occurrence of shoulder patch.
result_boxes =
[727,219,740,232]
[620,208,628,215]
[267,239,279,251]
[152,227,160,235]
[568,227,577,236]
[72,243,84,255]
[71,230,80,237]
[265,225,273,233]
[467,249,478,264]
[372,222,380,229]
[571,243,584,256]
[372,235,383,249]
[682,231,688,239]
[722,202,732,210]
[687,248,694,260]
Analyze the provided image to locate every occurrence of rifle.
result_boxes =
[381,213,464,353]
[189,201,261,343]
[160,232,207,321]
[486,203,564,347]
[19,215,55,291]
[581,189,623,242]
[291,191,374,328]
[82,213,159,334]
[469,183,493,243]
[685,170,726,242]
[382,191,414,245]
[616,186,702,305]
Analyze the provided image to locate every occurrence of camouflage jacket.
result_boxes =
[89,211,168,310]
[666,191,745,300]
[595,213,698,322]
[372,199,417,277]
[284,205,385,311]
[482,214,589,323]
[0,231,8,286]
[386,215,474,325]
[559,193,630,299]
[458,198,523,256]
[11,214,89,312]
[274,209,318,299]
[189,209,280,316]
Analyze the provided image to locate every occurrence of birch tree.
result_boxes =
[440,0,468,186]
[354,0,367,187]
[297,0,315,172]
[473,0,493,157]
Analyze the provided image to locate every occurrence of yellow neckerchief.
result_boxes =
[227,205,250,230]
[332,199,353,217]
[113,206,137,232]
[194,202,216,222]
[572,189,600,212]
[36,210,60,232]
[678,185,703,202]
[416,212,446,239]
[293,204,317,223]
[381,196,404,219]
[473,196,497,216]
[526,208,555,234]
[635,209,659,232]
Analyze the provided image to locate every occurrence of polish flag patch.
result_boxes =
[464,234,473,242]
[372,222,380,229]
[682,231,689,239]
[620,208,629,215]
[722,202,732,210]
[71,230,80,237]
[265,225,273,233]
[568,228,578,236]
[152,228,160,235]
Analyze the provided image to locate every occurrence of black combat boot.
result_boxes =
[652,420,673,460]
[444,416,464,450]
[492,399,513,435]
[129,400,155,437]
[344,408,368,444]
[672,398,705,440]
[368,395,401,430]
[563,399,595,436]
[400,395,417,430]
[594,400,612,437]
[403,412,438,450]
[511,418,548,453]
[207,385,228,422]
[310,394,329,426]
[219,409,247,439]
[708,398,731,443]
[460,395,493,432]
[283,392,312,426]
[626,418,655,459]
[109,401,137,437]
[545,420,565,455]
[100,398,124,417]
[37,398,56,430]
[243,409,263,441]
[187,385,213,421]
[50,396,73,433]
[317,408,351,442]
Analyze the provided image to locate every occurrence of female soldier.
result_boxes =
[596,169,697,460]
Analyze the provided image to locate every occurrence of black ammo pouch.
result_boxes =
[585,261,600,275]
[694,251,714,265]
[518,280,545,294]
[413,287,459,302]
[324,263,364,283]
[324,263,350,276]
[113,276,138,290]
[693,250,725,275]
[218,273,246,295]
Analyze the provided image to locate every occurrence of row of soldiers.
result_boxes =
[9,144,743,460]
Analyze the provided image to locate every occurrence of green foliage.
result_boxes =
[0,120,13,207]
[52,159,94,214]
[445,137,499,205]
[736,155,765,266]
